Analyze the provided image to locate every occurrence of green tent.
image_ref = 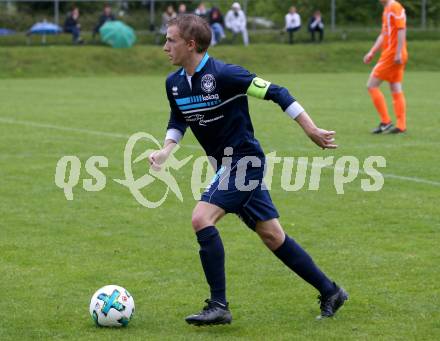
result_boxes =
[100,21,136,48]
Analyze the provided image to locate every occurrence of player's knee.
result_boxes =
[258,230,271,243]
[367,77,381,90]
[390,83,402,93]
[257,228,284,250]
[191,213,210,231]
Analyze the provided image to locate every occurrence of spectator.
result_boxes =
[194,2,208,21]
[178,3,187,15]
[209,7,225,46]
[285,6,301,44]
[309,10,324,43]
[225,2,248,46]
[64,7,83,44]
[160,5,177,35]
[93,4,115,40]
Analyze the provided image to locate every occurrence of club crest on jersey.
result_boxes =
[201,74,216,93]
[172,86,178,96]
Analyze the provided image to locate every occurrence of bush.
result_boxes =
[0,11,37,31]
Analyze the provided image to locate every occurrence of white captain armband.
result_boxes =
[165,128,183,144]
[285,101,305,120]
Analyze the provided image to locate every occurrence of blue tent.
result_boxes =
[28,22,62,35]
[27,21,62,44]
[0,28,15,36]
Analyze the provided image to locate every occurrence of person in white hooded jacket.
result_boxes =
[225,2,249,46]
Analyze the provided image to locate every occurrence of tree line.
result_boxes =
[4,0,440,28]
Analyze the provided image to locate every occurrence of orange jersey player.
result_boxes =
[364,0,408,134]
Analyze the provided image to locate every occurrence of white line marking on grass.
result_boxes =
[1,117,439,187]
[0,117,129,139]
[298,159,440,187]
[0,117,202,150]
[347,141,440,149]
[380,173,440,186]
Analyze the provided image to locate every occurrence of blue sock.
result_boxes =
[196,226,226,305]
[273,234,336,297]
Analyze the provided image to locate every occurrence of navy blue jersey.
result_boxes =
[166,53,296,161]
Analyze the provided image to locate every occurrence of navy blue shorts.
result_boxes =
[200,156,279,230]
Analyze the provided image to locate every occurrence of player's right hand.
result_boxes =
[308,128,337,149]
[363,52,374,64]
[148,150,168,171]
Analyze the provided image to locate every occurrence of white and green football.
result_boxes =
[89,285,135,327]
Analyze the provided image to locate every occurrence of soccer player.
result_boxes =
[149,14,348,326]
[364,0,408,134]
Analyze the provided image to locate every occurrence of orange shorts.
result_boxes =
[373,58,407,83]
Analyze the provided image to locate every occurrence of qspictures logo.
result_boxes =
[54,132,386,208]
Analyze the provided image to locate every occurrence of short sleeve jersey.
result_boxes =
[380,0,407,61]
[165,53,295,162]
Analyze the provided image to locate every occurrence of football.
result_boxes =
[89,285,135,327]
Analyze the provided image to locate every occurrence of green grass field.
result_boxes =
[0,45,439,340]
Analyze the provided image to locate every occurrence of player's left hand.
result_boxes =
[308,128,337,149]
[394,54,403,65]
[148,149,169,171]
[363,52,374,64]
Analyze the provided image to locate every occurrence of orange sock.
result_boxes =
[392,92,406,131]
[368,88,391,124]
